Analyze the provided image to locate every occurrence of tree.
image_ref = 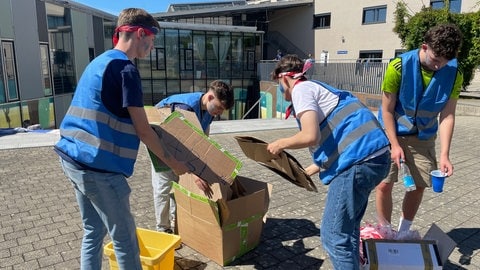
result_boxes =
[393,1,480,89]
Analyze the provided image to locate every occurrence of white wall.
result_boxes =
[313,0,478,61]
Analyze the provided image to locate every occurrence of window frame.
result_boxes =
[362,5,387,25]
[313,13,331,29]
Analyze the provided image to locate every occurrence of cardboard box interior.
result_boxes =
[172,174,272,266]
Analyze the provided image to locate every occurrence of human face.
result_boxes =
[277,77,292,102]
[206,96,226,116]
[422,44,449,71]
[137,28,156,58]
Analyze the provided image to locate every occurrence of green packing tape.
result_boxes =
[172,182,220,224]
[223,213,263,265]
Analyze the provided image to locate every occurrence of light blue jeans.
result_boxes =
[320,151,390,270]
[60,159,141,270]
[151,166,178,231]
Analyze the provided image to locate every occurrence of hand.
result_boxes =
[390,145,404,169]
[267,140,283,156]
[194,176,213,198]
[439,157,454,177]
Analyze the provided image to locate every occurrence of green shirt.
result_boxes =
[382,57,463,99]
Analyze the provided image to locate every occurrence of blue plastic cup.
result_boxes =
[430,170,447,193]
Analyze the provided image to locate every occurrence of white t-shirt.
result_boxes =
[291,80,339,153]
[291,80,339,123]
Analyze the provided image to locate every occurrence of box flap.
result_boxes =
[178,173,232,201]
[222,176,271,226]
[234,136,317,192]
[423,223,456,265]
[172,181,221,226]
[147,109,242,185]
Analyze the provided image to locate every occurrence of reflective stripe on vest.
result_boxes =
[310,81,390,184]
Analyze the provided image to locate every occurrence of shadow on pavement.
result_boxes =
[447,227,480,268]
[229,217,324,269]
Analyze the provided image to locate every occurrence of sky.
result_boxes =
[71,0,222,15]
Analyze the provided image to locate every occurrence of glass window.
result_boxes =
[165,29,180,79]
[103,19,115,50]
[0,46,5,103]
[359,50,383,61]
[362,6,387,24]
[151,79,166,105]
[206,32,219,79]
[218,32,232,79]
[193,32,206,80]
[179,30,193,69]
[431,0,462,13]
[313,13,331,29]
[40,44,53,96]
[1,41,19,101]
[231,33,243,78]
[46,3,76,95]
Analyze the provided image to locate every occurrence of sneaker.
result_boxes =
[157,228,173,234]
[175,243,183,250]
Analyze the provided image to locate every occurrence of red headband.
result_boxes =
[278,60,314,79]
[112,25,158,46]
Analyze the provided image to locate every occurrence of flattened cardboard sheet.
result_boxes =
[234,136,317,192]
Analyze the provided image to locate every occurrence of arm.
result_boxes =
[304,163,320,176]
[128,106,188,175]
[381,92,403,169]
[437,98,457,176]
[267,110,319,155]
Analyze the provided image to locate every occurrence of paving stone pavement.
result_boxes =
[1,114,480,269]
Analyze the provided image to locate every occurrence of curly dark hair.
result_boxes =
[270,54,305,80]
[208,80,234,110]
[424,23,463,60]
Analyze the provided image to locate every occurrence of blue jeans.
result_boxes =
[60,159,141,270]
[320,151,390,270]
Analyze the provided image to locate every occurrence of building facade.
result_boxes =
[0,0,116,129]
[0,0,265,129]
[313,0,479,61]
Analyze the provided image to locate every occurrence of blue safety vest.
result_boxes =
[378,49,457,140]
[55,50,140,177]
[157,92,212,132]
[308,81,390,184]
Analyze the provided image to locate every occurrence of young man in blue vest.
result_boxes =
[267,54,391,269]
[55,8,187,270]
[376,24,463,233]
[150,80,234,233]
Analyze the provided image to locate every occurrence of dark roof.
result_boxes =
[167,1,247,12]
[153,0,313,20]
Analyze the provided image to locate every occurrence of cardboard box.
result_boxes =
[362,223,456,270]
[172,174,272,266]
[234,135,317,192]
[145,107,242,185]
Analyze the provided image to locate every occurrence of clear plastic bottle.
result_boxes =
[399,160,416,192]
